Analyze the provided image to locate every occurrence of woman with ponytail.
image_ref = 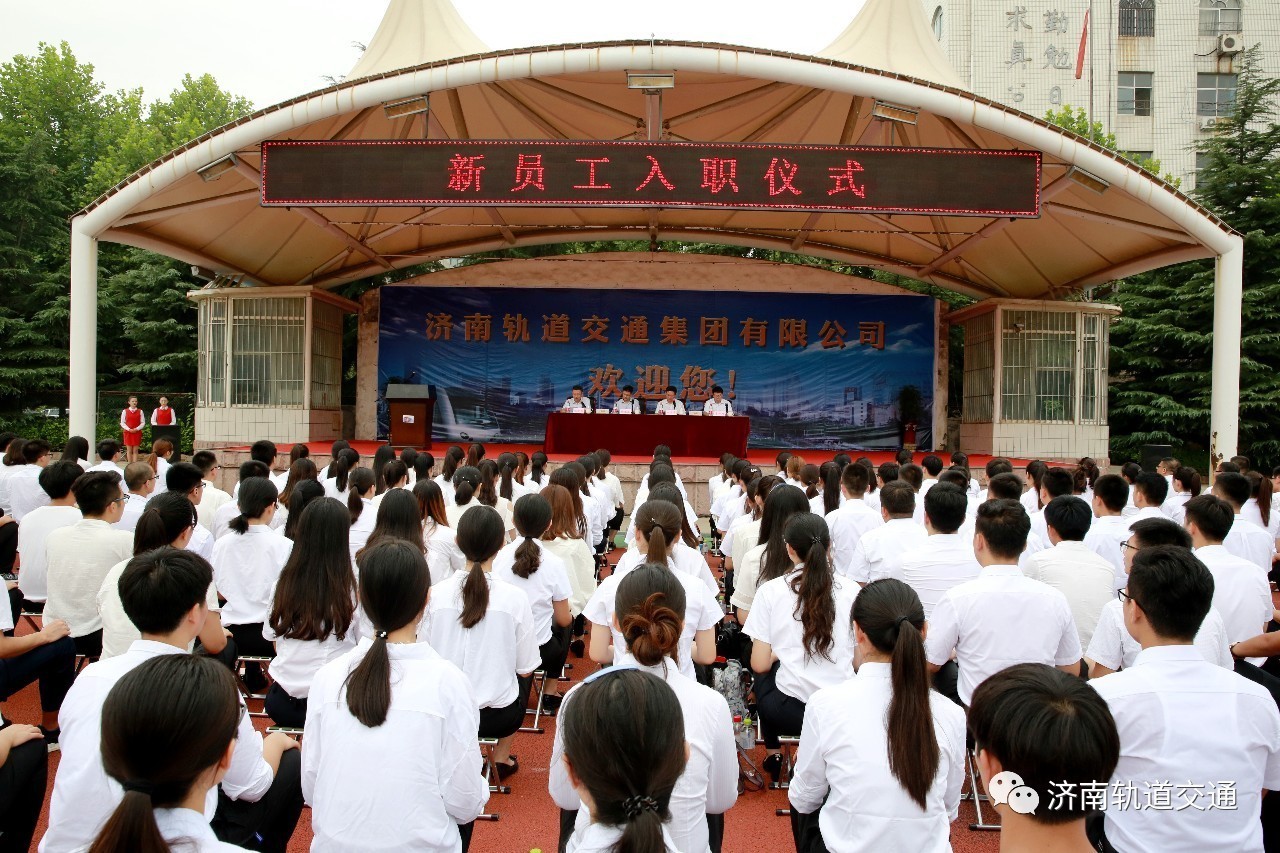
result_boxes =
[211,478,291,693]
[1165,465,1201,525]
[540,483,598,657]
[273,458,318,533]
[800,463,823,515]
[511,451,532,498]
[371,461,410,509]
[496,452,518,501]
[357,489,426,570]
[322,448,359,501]
[264,498,356,728]
[742,512,856,778]
[371,444,397,496]
[789,579,965,852]
[413,479,466,586]
[820,461,842,517]
[476,458,515,538]
[304,540,488,851]
[493,494,573,709]
[436,445,465,504]
[552,566,737,853]
[556,669,688,853]
[99,492,229,662]
[464,442,485,469]
[445,465,483,529]
[529,450,548,486]
[426,505,539,779]
[583,501,720,680]
[548,467,590,540]
[146,438,176,495]
[88,654,246,853]
[730,484,810,620]
[345,467,377,562]
[282,480,325,541]
[646,482,718,595]
[411,450,435,487]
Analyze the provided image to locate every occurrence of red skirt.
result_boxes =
[123,429,142,447]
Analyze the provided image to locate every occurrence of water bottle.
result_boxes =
[734,715,755,751]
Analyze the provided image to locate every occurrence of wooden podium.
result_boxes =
[386,385,434,448]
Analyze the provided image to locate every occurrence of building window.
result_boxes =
[1199,0,1242,36]
[1118,72,1154,116]
[1124,150,1154,162]
[1001,310,1076,423]
[229,296,306,407]
[961,312,994,423]
[311,301,343,410]
[1119,0,1155,37]
[1080,313,1108,425]
[1197,73,1238,117]
[197,299,227,407]
[932,6,944,41]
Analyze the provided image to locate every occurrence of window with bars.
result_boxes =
[962,312,995,423]
[1001,310,1076,423]
[311,301,343,409]
[1119,0,1155,37]
[229,297,305,407]
[198,299,227,406]
[1199,0,1242,36]
[1198,73,1238,117]
[1118,72,1154,116]
[1080,313,1109,424]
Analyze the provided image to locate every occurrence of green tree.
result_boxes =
[1044,105,1180,186]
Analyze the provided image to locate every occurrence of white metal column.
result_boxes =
[1210,235,1245,467]
[68,216,99,443]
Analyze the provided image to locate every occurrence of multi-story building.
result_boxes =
[922,0,1280,187]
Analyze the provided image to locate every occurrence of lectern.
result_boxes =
[386,385,434,448]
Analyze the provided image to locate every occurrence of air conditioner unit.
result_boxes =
[1200,116,1223,130]
[1218,33,1243,54]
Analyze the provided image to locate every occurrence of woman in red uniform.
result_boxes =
[150,395,176,427]
[119,396,144,463]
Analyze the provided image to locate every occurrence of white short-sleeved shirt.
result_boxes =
[549,653,738,853]
[264,628,357,700]
[1225,514,1276,573]
[541,535,597,617]
[211,525,292,626]
[112,491,150,532]
[742,571,858,703]
[0,462,23,511]
[1091,646,1280,853]
[7,466,49,522]
[583,559,722,681]
[789,663,967,853]
[847,518,929,585]
[97,559,222,660]
[197,481,232,532]
[653,399,686,415]
[1021,540,1117,650]
[1083,514,1130,589]
[211,499,241,540]
[1085,598,1232,672]
[15,504,81,602]
[152,807,249,851]
[423,520,466,587]
[44,519,135,638]
[424,569,540,708]
[924,565,1082,705]
[729,543,769,613]
[492,538,573,645]
[1242,499,1280,541]
[825,501,883,578]
[726,515,761,573]
[895,533,982,618]
[710,483,742,524]
[303,638,489,851]
[1195,544,1273,644]
[611,397,642,414]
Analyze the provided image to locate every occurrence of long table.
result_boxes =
[543,412,750,458]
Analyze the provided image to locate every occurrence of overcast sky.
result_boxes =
[3,1,869,109]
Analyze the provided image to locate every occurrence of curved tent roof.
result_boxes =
[74,0,1235,301]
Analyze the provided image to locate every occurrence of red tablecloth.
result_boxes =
[543,413,750,458]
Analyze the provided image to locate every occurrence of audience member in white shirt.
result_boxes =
[897,483,981,618]
[1023,496,1116,652]
[426,505,539,779]
[84,439,124,475]
[611,384,644,414]
[369,459,410,511]
[593,450,626,533]
[54,436,87,471]
[653,386,687,415]
[1163,465,1200,524]
[743,513,857,775]
[790,578,966,853]
[708,453,736,511]
[968,664,1120,853]
[1117,461,1143,519]
[444,465,484,531]
[1084,474,1132,589]
[725,475,769,576]
[918,455,943,499]
[192,450,233,532]
[1027,467,1078,545]
[314,439,348,484]
[1091,545,1280,853]
[1127,472,1170,531]
[85,654,253,853]
[320,449,358,503]
[1087,517,1233,677]
[6,439,51,522]
[539,483,599,622]
[214,461,271,540]
[434,446,465,506]
[730,485,810,617]
[409,449,435,490]
[345,468,378,562]
[14,461,81,609]
[980,473,1049,567]
[925,499,1083,707]
[114,461,156,532]
[163,462,217,561]
[98,494,230,662]
[270,457,320,533]
[42,548,301,853]
[1184,494,1273,647]
[847,481,928,586]
[552,565,736,853]
[1018,460,1046,515]
[303,539,487,851]
[211,478,292,693]
[1215,472,1277,572]
[147,438,175,496]
[44,471,135,659]
[413,479,467,586]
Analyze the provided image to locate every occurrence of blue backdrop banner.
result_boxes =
[377,285,936,449]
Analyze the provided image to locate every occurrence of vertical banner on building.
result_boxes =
[377,286,936,450]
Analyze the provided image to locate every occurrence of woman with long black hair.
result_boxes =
[730,484,810,620]
[370,444,397,496]
[436,445,465,505]
[413,479,466,586]
[321,448,359,502]
[445,466,484,529]
[789,578,966,852]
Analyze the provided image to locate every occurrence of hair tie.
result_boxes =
[894,615,913,630]
[622,795,659,819]
[123,780,155,796]
[375,630,389,640]
[811,535,822,547]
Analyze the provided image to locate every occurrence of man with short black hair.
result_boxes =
[1119,462,1143,518]
[895,449,914,466]
[561,384,593,414]
[1214,471,1276,571]
[969,663,1119,851]
[114,461,156,533]
[1127,472,1169,527]
[899,463,925,523]
[1023,495,1115,651]
[702,384,733,416]
[214,460,271,539]
[1183,494,1272,650]
[976,458,1013,502]
[653,385,686,415]
[611,384,642,414]
[7,440,53,522]
[919,454,943,499]
[42,472,133,659]
[926,500,1082,706]
[1029,467,1078,544]
[166,461,215,561]
[897,483,980,616]
[980,473,1048,563]
[1091,546,1280,853]
[15,462,83,614]
[848,480,927,586]
[192,449,232,531]
[43,548,303,853]
[1231,454,1252,473]
[84,440,122,475]
[1084,473,1130,588]
[825,462,882,578]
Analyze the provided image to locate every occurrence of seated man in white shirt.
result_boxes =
[561,384,593,413]
[232,440,283,498]
[701,384,734,416]
[925,499,1082,708]
[981,473,1048,564]
[166,462,217,562]
[1089,545,1280,853]
[897,482,981,617]
[1118,461,1143,519]
[1024,495,1116,653]
[918,454,942,498]
[192,449,232,532]
[968,664,1120,853]
[1127,472,1169,528]
[6,439,52,522]
[84,439,123,474]
[14,461,82,615]
[611,383,643,414]
[1184,493,1273,647]
[1214,471,1277,572]
[898,464,925,524]
[825,462,882,577]
[41,547,303,853]
[653,385,687,415]
[1087,517,1232,677]
[1028,467,1077,544]
[114,461,156,532]
[848,481,928,586]
[1084,473,1131,589]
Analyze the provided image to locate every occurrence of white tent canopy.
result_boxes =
[67,0,1244,461]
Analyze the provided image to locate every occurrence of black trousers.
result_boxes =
[791,806,829,853]
[932,660,963,708]
[754,663,806,749]
[539,627,570,681]
[196,633,240,674]
[0,635,75,712]
[478,679,530,740]
[3,586,20,637]
[228,622,275,687]
[264,682,308,728]
[0,739,46,853]
[73,629,102,661]
[211,747,304,853]
[0,521,15,575]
